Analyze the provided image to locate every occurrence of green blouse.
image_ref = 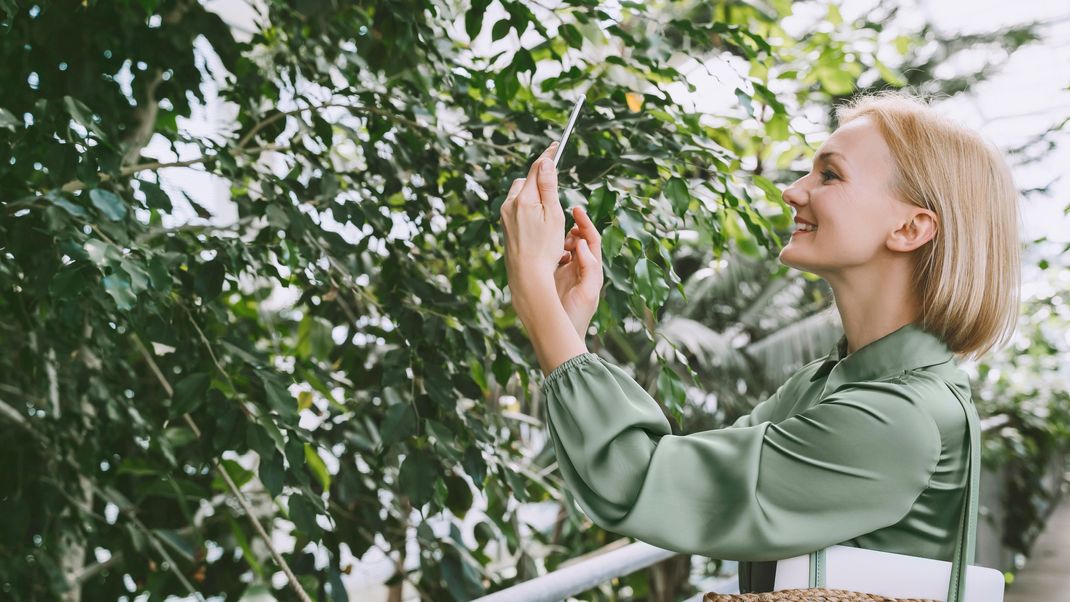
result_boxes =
[539,322,975,594]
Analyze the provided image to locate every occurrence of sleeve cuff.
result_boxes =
[541,352,600,391]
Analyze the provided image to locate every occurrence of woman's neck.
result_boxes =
[826,261,920,355]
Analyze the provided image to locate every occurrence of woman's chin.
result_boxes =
[778,246,801,266]
[778,247,812,272]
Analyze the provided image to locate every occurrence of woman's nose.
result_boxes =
[782,180,807,208]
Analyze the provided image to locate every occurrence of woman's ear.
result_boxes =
[888,209,937,253]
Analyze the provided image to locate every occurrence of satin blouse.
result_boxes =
[538,322,975,593]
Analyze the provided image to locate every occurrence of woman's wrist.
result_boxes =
[515,282,589,376]
[511,275,554,324]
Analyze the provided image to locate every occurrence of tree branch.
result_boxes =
[130,333,313,602]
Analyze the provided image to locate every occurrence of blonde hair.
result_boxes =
[833,89,1022,362]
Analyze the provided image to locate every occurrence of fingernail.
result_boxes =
[541,158,553,173]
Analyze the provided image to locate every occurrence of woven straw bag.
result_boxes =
[704,383,1000,602]
[704,591,939,601]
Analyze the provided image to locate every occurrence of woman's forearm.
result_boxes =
[515,278,589,377]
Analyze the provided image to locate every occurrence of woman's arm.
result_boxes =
[497,143,592,376]
[514,277,590,377]
[540,353,942,561]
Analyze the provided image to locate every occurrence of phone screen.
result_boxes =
[552,94,585,168]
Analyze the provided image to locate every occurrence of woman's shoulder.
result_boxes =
[876,364,973,442]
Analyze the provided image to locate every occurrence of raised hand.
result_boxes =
[554,205,604,339]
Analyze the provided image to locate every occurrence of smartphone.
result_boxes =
[552,93,585,168]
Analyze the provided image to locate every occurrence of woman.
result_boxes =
[498,90,1021,593]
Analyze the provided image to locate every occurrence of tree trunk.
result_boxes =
[648,553,691,602]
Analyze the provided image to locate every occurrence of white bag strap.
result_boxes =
[808,382,980,602]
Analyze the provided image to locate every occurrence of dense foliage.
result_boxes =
[0,0,1063,600]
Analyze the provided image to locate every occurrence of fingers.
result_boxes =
[573,205,596,231]
[518,142,559,203]
[506,177,525,202]
[535,155,558,204]
[575,238,591,267]
[570,206,602,261]
[528,141,559,180]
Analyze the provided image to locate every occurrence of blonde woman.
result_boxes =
[498,89,1021,594]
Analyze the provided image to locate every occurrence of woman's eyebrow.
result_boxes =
[815,150,847,166]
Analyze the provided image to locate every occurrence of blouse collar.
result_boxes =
[809,322,954,397]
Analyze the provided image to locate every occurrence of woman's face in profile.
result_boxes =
[778,116,908,278]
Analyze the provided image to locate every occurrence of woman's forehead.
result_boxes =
[824,119,892,168]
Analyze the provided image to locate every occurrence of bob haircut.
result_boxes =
[833,89,1022,362]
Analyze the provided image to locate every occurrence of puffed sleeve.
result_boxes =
[540,352,942,561]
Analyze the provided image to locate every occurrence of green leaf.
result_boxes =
[89,188,127,221]
[827,3,843,25]
[560,23,583,48]
[490,18,511,42]
[398,450,437,507]
[663,177,691,214]
[120,259,151,294]
[633,258,670,308]
[464,4,486,40]
[893,35,912,55]
[657,365,687,420]
[155,529,196,563]
[288,493,322,538]
[138,180,173,212]
[297,391,313,412]
[146,254,172,291]
[170,372,210,418]
[441,547,485,601]
[296,315,334,360]
[259,448,285,498]
[51,262,92,299]
[237,584,274,600]
[463,447,486,490]
[162,426,198,450]
[304,444,332,492]
[46,190,87,217]
[102,273,136,310]
[380,403,416,447]
[751,175,784,207]
[874,59,907,87]
[587,185,617,224]
[53,198,88,218]
[214,459,255,492]
[766,112,789,141]
[63,96,106,139]
[228,516,264,579]
[194,258,226,300]
[601,224,625,265]
[84,239,120,267]
[816,65,855,96]
[494,64,520,102]
[444,475,473,518]
[260,373,297,420]
[735,88,754,117]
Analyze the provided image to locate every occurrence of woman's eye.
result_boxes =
[820,170,838,182]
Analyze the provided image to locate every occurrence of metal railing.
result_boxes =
[473,414,1014,602]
